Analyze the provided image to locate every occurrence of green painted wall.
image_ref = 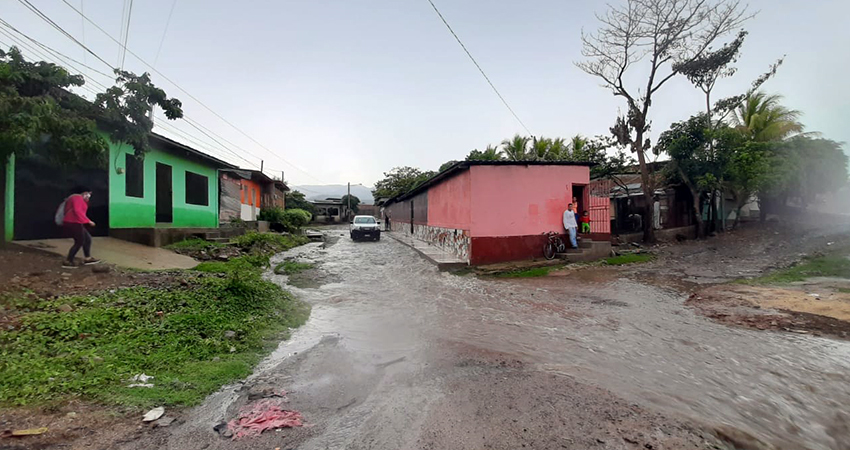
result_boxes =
[108,140,219,229]
[3,154,14,241]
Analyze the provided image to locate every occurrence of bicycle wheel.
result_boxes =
[543,241,556,260]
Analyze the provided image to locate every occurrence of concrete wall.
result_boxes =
[109,141,219,229]
[469,165,589,238]
[427,170,472,230]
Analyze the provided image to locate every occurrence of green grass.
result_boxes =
[274,261,314,275]
[603,253,655,265]
[165,237,224,252]
[838,287,850,294]
[744,255,850,284]
[494,266,556,278]
[232,232,309,253]
[0,233,313,409]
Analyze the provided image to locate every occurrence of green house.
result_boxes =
[2,132,236,246]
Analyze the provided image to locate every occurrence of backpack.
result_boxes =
[54,197,69,226]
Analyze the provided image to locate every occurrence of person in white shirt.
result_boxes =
[562,203,578,249]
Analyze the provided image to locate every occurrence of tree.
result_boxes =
[1,47,183,242]
[439,160,460,172]
[285,190,316,214]
[774,137,848,208]
[0,47,107,164]
[577,0,752,242]
[656,114,714,237]
[501,134,530,161]
[372,166,435,200]
[467,145,502,161]
[675,31,746,128]
[731,92,803,142]
[724,137,771,228]
[341,194,361,215]
[96,70,183,155]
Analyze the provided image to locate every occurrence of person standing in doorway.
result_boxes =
[563,203,578,249]
[581,210,591,234]
[62,186,100,268]
[653,195,662,230]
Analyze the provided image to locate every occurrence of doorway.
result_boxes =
[155,163,173,223]
[409,200,414,234]
[573,185,586,214]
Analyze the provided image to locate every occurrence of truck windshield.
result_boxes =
[354,217,376,224]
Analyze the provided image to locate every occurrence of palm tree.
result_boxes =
[466,144,503,161]
[530,137,552,160]
[501,134,530,161]
[731,92,804,142]
[547,137,569,160]
[569,134,589,158]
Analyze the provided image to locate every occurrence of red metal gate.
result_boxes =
[589,193,610,234]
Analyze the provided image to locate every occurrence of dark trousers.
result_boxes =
[65,223,91,261]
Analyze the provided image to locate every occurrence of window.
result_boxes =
[185,171,209,206]
[125,154,144,198]
[354,216,376,224]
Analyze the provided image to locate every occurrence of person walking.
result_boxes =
[61,186,100,268]
[562,203,579,249]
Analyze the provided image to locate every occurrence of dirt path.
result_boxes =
[117,225,850,450]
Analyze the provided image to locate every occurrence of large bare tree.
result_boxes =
[577,0,751,242]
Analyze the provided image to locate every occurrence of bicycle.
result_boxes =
[542,231,566,260]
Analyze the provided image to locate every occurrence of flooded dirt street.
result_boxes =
[129,227,850,450]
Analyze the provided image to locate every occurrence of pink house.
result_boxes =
[383,161,611,265]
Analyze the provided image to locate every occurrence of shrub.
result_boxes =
[258,207,286,224]
[232,232,309,254]
[282,209,312,230]
[258,207,311,232]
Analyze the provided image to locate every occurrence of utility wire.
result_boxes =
[0,19,113,79]
[59,0,327,184]
[16,0,115,70]
[424,0,532,136]
[153,0,177,67]
[119,0,133,70]
[117,0,127,66]
[79,0,85,76]
[0,22,257,171]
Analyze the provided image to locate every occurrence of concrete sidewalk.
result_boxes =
[15,237,198,270]
[386,232,467,270]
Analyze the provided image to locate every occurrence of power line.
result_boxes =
[0,25,253,171]
[16,0,115,70]
[0,19,114,79]
[117,0,127,67]
[0,21,264,172]
[424,0,532,136]
[59,0,328,184]
[119,0,133,70]
[79,0,85,76]
[153,0,177,67]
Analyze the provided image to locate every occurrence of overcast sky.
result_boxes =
[3,0,848,188]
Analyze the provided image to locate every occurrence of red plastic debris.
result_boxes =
[227,398,303,439]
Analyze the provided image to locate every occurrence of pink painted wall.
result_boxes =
[427,170,471,229]
[469,165,589,237]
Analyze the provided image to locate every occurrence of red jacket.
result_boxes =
[63,194,91,224]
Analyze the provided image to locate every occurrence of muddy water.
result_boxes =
[142,230,850,450]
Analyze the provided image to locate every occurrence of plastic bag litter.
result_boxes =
[143,407,165,422]
[227,398,303,439]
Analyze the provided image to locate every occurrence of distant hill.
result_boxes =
[294,185,375,204]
